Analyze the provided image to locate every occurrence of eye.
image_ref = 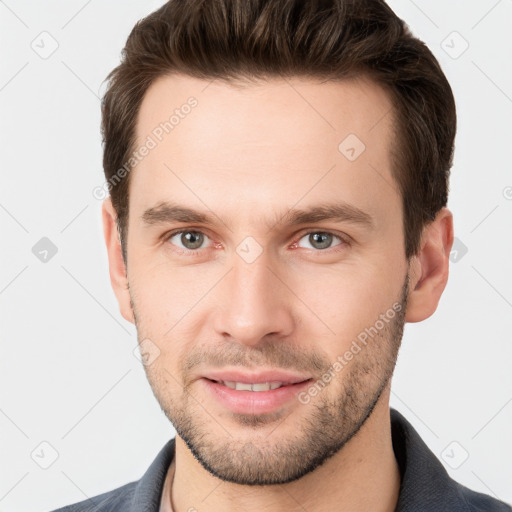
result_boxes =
[295,231,347,252]
[165,229,213,253]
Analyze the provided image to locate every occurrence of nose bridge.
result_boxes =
[233,249,273,310]
[214,246,294,344]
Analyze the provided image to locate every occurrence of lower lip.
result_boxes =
[201,378,312,415]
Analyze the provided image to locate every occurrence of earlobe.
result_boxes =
[405,207,454,323]
[102,197,135,324]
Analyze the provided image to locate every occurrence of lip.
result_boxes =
[202,369,311,385]
[200,373,313,415]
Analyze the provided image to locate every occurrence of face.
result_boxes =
[119,74,412,485]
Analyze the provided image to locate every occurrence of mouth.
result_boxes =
[205,378,311,391]
[200,373,314,415]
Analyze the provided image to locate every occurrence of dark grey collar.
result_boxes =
[391,408,510,511]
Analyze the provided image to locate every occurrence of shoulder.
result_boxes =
[456,482,512,512]
[48,481,137,512]
[390,408,512,511]
[48,438,176,512]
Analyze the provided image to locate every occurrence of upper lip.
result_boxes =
[202,369,312,385]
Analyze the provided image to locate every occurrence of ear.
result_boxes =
[405,207,454,323]
[102,197,134,324]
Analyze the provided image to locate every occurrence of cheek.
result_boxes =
[289,262,398,334]
[130,261,214,322]
[129,264,219,370]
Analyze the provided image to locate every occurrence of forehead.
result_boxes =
[129,73,399,230]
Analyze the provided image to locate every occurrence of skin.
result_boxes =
[102,73,454,512]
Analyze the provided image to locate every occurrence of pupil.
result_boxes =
[311,232,331,249]
[182,231,203,249]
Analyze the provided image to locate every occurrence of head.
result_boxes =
[102,0,455,485]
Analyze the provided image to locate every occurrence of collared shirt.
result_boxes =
[50,408,512,512]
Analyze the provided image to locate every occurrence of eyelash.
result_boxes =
[162,228,350,257]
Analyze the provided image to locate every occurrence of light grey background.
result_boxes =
[1,1,511,510]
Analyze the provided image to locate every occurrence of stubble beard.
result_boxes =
[131,274,409,485]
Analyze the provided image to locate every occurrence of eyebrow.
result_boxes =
[141,200,375,231]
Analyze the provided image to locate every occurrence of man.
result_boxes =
[51,0,511,510]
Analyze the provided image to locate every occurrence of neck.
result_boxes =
[171,393,400,512]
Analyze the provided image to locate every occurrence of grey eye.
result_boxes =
[169,231,208,250]
[298,232,342,250]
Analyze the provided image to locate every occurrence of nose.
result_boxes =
[213,251,295,346]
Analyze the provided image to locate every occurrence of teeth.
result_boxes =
[220,381,284,391]
[235,382,253,391]
[251,383,271,392]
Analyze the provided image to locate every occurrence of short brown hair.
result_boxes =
[101,0,456,263]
